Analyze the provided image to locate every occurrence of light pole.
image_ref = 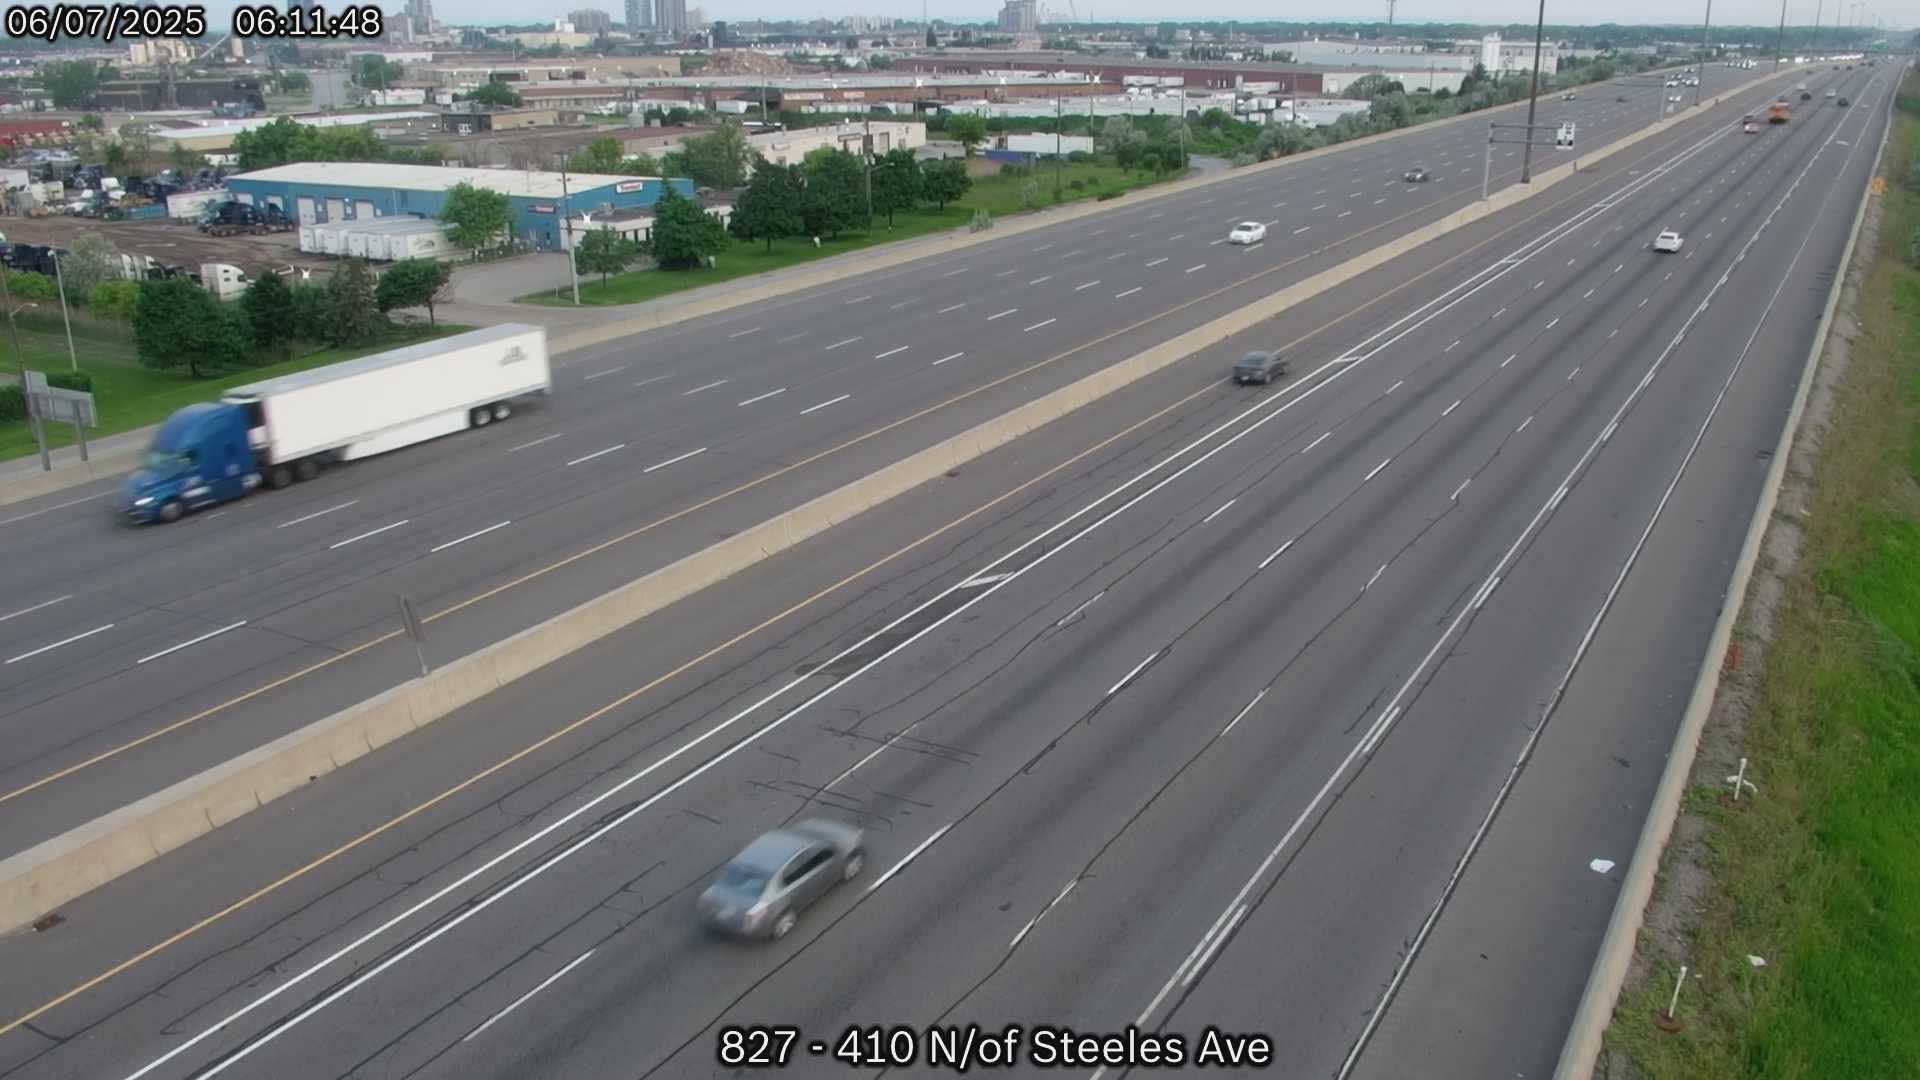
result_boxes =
[1054,93,1063,204]
[1518,0,1549,184]
[49,249,77,370]
[1773,0,1789,72]
[559,166,580,305]
[1696,0,1713,108]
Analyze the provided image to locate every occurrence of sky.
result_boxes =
[420,1,1898,29]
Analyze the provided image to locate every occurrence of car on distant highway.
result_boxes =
[1617,94,1630,102]
[1403,166,1431,182]
[1233,350,1291,385]
[1669,94,1683,103]
[1826,88,1837,98]
[1653,229,1684,254]
[1801,90,1813,100]
[1228,221,1267,245]
[1837,97,1849,107]
[1562,90,1576,101]
[697,820,866,941]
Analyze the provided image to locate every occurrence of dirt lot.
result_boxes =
[0,214,318,278]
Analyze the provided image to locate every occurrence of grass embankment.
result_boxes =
[1603,80,1920,1078]
[519,159,1159,307]
[1,322,473,463]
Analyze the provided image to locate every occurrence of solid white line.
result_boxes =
[825,337,861,351]
[845,294,872,304]
[1258,539,1294,570]
[643,447,707,473]
[1108,650,1160,696]
[565,445,625,467]
[0,490,111,526]
[583,366,624,381]
[800,395,851,415]
[277,500,361,527]
[1075,280,1101,291]
[737,388,787,406]
[1223,690,1266,735]
[963,571,1014,588]
[874,345,909,360]
[136,621,247,665]
[1185,263,1207,273]
[1023,319,1056,332]
[6,623,115,665]
[986,308,1018,321]
[328,520,408,548]
[868,825,951,894]
[938,302,967,313]
[727,326,762,338]
[0,595,71,623]
[504,433,563,455]
[682,380,727,396]
[1028,275,1052,285]
[1202,499,1235,524]
[1114,287,1142,299]
[461,949,595,1044]
[1182,905,1248,988]
[931,352,965,365]
[429,521,511,554]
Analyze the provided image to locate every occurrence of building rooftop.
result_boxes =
[149,111,439,141]
[229,162,649,198]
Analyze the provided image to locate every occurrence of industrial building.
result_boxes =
[222,163,694,251]
[148,111,440,153]
[438,108,563,134]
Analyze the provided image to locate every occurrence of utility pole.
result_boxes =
[1518,0,1548,184]
[49,250,77,370]
[863,113,873,233]
[559,167,580,305]
[1696,0,1713,107]
[1054,93,1063,203]
[1773,0,1788,72]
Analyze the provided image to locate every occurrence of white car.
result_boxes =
[1653,229,1683,253]
[1228,221,1266,245]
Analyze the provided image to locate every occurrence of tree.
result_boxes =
[288,281,333,342]
[946,113,989,157]
[78,113,104,132]
[925,27,937,48]
[800,149,864,239]
[88,280,141,322]
[572,229,637,284]
[467,81,523,108]
[352,55,405,90]
[241,272,296,353]
[62,233,120,300]
[133,280,247,378]
[868,147,922,227]
[437,182,514,251]
[921,158,971,209]
[375,259,454,323]
[326,259,385,346]
[642,187,728,269]
[102,141,130,174]
[677,124,754,188]
[568,136,627,174]
[1369,92,1412,130]
[666,106,693,126]
[621,152,662,175]
[269,71,312,95]
[45,61,107,109]
[3,270,57,300]
[728,160,805,251]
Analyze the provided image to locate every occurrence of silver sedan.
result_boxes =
[697,819,867,940]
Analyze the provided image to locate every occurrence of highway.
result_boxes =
[0,61,1795,859]
[0,60,1888,1080]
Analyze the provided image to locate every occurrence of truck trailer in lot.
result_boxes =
[121,325,552,524]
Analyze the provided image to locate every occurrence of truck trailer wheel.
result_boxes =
[293,458,320,482]
[471,407,492,427]
[267,465,294,489]
[157,499,185,524]
[492,402,512,421]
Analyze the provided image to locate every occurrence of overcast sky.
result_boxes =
[428,1,1898,30]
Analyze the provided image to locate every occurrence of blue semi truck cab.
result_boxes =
[121,402,261,524]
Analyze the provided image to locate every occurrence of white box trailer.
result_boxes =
[345,218,421,258]
[319,223,353,256]
[386,225,456,261]
[228,324,552,466]
[362,218,439,260]
[167,188,230,220]
[301,220,354,254]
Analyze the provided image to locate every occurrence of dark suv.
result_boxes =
[1234,351,1291,385]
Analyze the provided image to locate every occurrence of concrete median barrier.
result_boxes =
[0,65,1805,934]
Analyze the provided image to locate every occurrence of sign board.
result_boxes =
[529,203,556,213]
[29,387,97,427]
[615,180,644,193]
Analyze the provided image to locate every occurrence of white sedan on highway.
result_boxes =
[1653,229,1684,253]
[1228,221,1267,245]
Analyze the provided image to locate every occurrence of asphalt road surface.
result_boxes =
[0,61,1808,858]
[0,61,1889,1080]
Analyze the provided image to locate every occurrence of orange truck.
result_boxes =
[1768,100,1791,123]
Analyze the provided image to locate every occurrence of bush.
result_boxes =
[1910,225,1920,270]
[46,369,93,392]
[1096,189,1124,201]
[968,208,993,232]
[1066,150,1093,164]
[0,384,24,422]
[999,162,1028,176]
[1068,178,1086,190]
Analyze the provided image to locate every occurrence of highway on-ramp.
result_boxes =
[0,63,1803,860]
[0,61,1888,1080]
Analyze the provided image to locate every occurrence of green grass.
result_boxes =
[518,159,1166,308]
[1604,80,1920,1080]
[2,323,473,463]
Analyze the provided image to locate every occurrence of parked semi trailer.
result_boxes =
[122,325,551,524]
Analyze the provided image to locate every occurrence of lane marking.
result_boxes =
[1386,379,1404,394]
[0,595,72,624]
[937,302,967,313]
[1444,340,1461,352]
[1075,280,1102,291]
[1184,264,1207,274]
[1293,226,1312,235]
[931,352,965,366]
[1115,287,1142,299]
[1451,477,1471,501]
[630,374,673,390]
[6,624,116,665]
[583,366,624,381]
[0,491,113,527]
[1441,400,1462,417]
[1202,499,1236,524]
[1303,431,1332,453]
[941,268,968,278]
[1028,276,1053,285]
[1258,540,1294,570]
[736,388,787,406]
[1023,319,1057,333]
[459,949,595,1045]
[800,395,851,415]
[986,308,1018,321]
[682,380,727,396]
[1502,353,1517,368]
[727,327,762,339]
[643,447,708,473]
[327,520,408,549]
[136,622,248,666]
[996,270,1018,278]
[845,295,872,304]
[503,433,563,455]
[565,445,625,467]
[1106,252,1129,261]
[1145,258,1169,268]
[1108,651,1162,697]
[276,500,364,529]
[1363,458,1392,482]
[1223,690,1266,735]
[869,825,952,894]
[429,521,512,554]
[824,337,861,351]
[874,346,909,360]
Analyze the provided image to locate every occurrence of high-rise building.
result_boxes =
[404,0,435,34]
[654,0,686,36]
[626,0,652,31]
[687,7,706,31]
[996,0,1036,34]
[570,9,613,33]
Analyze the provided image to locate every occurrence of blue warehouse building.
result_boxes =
[222,162,696,250]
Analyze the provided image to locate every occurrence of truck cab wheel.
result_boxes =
[491,402,511,421]
[293,458,320,482]
[157,500,185,523]
[267,465,294,489]
[471,407,491,427]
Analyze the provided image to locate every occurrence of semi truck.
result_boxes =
[122,325,552,524]
[1768,100,1791,123]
